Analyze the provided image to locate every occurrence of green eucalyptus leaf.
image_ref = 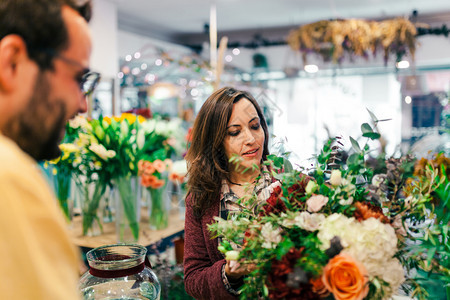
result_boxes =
[362,132,381,140]
[283,158,294,173]
[349,136,361,153]
[347,153,360,165]
[361,123,373,134]
[367,108,378,123]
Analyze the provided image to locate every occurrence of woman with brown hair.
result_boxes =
[183,87,278,299]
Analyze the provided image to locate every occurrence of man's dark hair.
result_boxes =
[0,0,92,70]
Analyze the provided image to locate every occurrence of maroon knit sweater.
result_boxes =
[183,193,238,300]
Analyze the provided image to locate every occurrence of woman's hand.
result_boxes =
[225,259,256,280]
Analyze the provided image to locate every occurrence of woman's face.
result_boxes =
[223,98,265,175]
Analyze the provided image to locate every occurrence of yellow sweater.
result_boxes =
[0,134,80,299]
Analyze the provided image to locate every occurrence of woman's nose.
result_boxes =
[243,128,256,144]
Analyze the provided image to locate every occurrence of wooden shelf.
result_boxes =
[69,207,185,250]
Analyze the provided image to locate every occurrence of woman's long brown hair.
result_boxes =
[185,87,269,218]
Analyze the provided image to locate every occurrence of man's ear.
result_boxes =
[0,35,29,93]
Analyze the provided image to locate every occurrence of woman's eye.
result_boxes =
[251,123,260,130]
[228,131,240,137]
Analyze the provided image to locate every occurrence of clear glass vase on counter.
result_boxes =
[114,175,141,243]
[79,244,161,300]
[146,185,169,230]
[79,179,108,237]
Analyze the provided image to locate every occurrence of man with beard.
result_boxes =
[0,0,98,298]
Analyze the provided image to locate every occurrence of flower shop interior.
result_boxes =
[46,0,450,299]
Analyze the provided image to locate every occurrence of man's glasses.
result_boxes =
[55,54,101,96]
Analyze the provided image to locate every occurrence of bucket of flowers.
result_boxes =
[208,112,449,300]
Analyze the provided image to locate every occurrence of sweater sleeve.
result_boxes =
[183,195,237,300]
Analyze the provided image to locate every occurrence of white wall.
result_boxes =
[90,0,119,78]
[269,74,402,168]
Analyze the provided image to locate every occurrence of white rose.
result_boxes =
[306,195,328,212]
[330,170,342,186]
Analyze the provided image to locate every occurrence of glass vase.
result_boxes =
[79,244,161,300]
[147,186,169,230]
[101,185,115,223]
[79,180,107,237]
[53,170,74,223]
[114,175,141,243]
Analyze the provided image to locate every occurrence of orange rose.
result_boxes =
[143,162,156,175]
[153,159,166,173]
[141,174,157,188]
[322,254,369,300]
[151,178,166,189]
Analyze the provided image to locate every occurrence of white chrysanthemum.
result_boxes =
[295,212,325,231]
[261,223,282,249]
[89,144,116,160]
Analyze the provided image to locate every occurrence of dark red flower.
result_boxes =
[261,174,312,216]
[267,248,321,300]
[260,185,287,216]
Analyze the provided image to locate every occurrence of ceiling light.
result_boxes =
[117,72,124,79]
[232,48,240,55]
[141,63,148,70]
[396,60,410,69]
[225,55,233,62]
[155,59,162,66]
[404,96,412,104]
[304,64,319,73]
[125,55,132,62]
[190,88,199,97]
[131,67,140,75]
[145,73,156,83]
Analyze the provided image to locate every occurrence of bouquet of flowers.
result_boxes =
[44,116,89,222]
[209,112,449,300]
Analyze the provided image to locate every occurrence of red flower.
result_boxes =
[260,185,287,216]
[261,174,312,216]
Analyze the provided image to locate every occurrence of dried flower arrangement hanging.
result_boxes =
[287,18,418,66]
